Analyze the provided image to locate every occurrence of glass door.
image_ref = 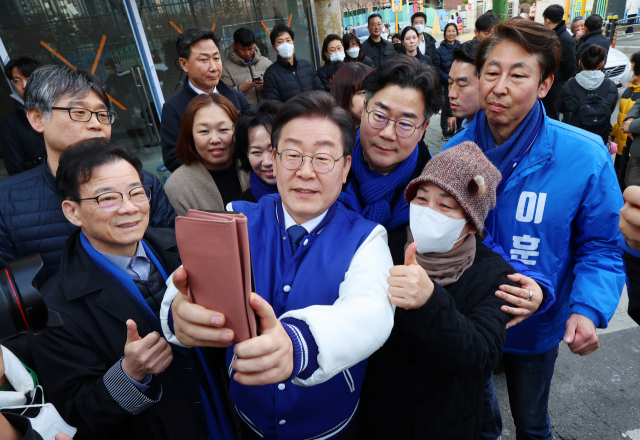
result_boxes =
[135,0,321,104]
[0,0,164,179]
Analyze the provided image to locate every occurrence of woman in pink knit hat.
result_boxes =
[360,141,524,439]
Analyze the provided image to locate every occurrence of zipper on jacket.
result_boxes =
[293,70,302,93]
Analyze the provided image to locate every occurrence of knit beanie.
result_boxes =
[404,141,502,232]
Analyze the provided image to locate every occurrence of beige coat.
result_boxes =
[221,45,272,105]
[164,160,250,217]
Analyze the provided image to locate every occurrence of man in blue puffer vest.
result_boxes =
[0,65,176,288]
[160,91,394,440]
[443,20,625,440]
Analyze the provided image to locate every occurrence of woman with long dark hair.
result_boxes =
[342,33,375,67]
[330,62,374,127]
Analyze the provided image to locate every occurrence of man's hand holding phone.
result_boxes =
[253,76,264,91]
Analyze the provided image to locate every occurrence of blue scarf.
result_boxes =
[250,171,278,201]
[350,129,419,226]
[475,100,543,194]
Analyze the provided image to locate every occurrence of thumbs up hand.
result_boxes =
[122,319,173,382]
[387,242,435,310]
[232,293,293,386]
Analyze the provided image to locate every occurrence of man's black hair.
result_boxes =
[176,27,220,59]
[585,14,603,32]
[233,28,256,47]
[362,54,442,120]
[270,24,295,46]
[235,100,283,172]
[452,38,479,69]
[56,138,144,202]
[4,56,42,82]
[476,12,498,32]
[631,51,640,75]
[367,13,382,26]
[411,12,427,24]
[542,4,564,24]
[271,91,355,156]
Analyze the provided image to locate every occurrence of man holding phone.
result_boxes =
[222,27,272,105]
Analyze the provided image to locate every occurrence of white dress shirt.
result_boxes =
[188,79,218,95]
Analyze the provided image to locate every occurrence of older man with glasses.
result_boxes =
[0,65,176,289]
[25,137,237,440]
[159,91,395,440]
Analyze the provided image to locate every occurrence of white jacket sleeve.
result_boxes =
[281,225,395,387]
[160,271,188,347]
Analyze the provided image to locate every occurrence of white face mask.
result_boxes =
[2,386,77,440]
[329,51,345,62]
[30,403,78,440]
[409,203,468,254]
[276,42,294,59]
[346,47,360,58]
[414,24,425,34]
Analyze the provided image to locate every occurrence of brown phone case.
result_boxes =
[175,209,257,342]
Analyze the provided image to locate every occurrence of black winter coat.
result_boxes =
[576,29,611,64]
[554,22,577,83]
[0,99,46,176]
[262,56,324,102]
[542,22,577,120]
[1,413,42,440]
[317,63,332,92]
[0,164,176,287]
[436,39,461,84]
[420,33,442,72]
[161,79,248,172]
[359,237,515,439]
[624,248,640,325]
[360,37,395,68]
[344,54,375,68]
[27,228,241,440]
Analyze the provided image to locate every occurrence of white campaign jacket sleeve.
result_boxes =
[160,271,188,347]
[281,224,395,387]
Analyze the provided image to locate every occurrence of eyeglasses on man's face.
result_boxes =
[52,107,116,125]
[77,187,152,212]
[275,149,346,174]
[365,106,427,138]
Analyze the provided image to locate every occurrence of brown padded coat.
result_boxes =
[221,45,273,105]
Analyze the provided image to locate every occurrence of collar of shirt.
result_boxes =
[96,242,151,281]
[188,79,218,95]
[461,117,473,129]
[282,205,328,234]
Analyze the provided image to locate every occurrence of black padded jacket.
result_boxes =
[262,56,324,102]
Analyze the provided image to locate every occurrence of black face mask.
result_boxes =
[393,43,401,52]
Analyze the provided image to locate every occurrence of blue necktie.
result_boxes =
[288,225,307,253]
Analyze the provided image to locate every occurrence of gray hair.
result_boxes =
[571,15,585,34]
[24,65,109,120]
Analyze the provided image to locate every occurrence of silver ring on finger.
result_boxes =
[527,289,533,301]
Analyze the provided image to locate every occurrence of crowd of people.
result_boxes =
[1,9,640,440]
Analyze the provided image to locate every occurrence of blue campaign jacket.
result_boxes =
[444,113,626,355]
[229,194,378,440]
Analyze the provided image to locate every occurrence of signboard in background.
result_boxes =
[393,0,402,12]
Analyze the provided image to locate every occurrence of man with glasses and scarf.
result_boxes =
[340,56,552,327]
[26,138,238,440]
[160,91,395,440]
